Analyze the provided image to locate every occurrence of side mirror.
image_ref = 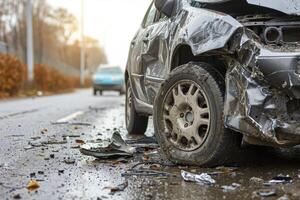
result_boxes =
[154,0,175,18]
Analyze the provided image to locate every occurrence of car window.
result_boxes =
[143,3,157,27]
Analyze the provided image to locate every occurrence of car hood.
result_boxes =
[194,0,300,15]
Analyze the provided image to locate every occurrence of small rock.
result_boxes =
[50,154,55,159]
[30,172,36,178]
[250,177,264,184]
[13,194,21,199]
[64,157,75,164]
[24,145,34,150]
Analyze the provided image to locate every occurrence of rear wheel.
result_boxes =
[125,81,148,135]
[154,63,241,166]
[93,89,97,96]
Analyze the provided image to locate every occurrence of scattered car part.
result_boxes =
[254,188,277,197]
[267,175,292,184]
[221,183,241,192]
[181,170,216,185]
[80,132,136,158]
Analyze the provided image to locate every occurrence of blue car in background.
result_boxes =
[92,66,125,95]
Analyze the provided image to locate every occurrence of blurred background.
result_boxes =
[0,0,151,98]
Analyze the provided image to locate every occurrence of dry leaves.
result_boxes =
[27,180,40,192]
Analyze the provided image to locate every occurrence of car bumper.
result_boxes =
[93,84,124,91]
[224,41,300,147]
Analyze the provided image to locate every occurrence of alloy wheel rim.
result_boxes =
[162,80,211,151]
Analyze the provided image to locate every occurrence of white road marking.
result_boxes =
[56,111,84,123]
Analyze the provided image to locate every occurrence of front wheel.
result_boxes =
[125,81,148,135]
[154,63,241,166]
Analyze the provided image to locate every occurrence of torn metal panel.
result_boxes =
[172,7,242,55]
[224,29,300,146]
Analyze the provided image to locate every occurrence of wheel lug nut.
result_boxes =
[184,123,188,128]
[180,113,184,118]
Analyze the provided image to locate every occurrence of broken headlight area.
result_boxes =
[237,14,300,46]
[224,28,300,146]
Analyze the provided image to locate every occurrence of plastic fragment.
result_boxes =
[181,170,216,185]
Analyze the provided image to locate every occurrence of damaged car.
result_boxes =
[125,0,300,166]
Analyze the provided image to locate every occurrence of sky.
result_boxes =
[49,0,152,69]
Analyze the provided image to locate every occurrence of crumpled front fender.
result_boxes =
[172,7,242,56]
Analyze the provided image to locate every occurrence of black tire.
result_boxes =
[99,90,103,95]
[125,80,148,135]
[154,62,241,167]
[93,89,97,96]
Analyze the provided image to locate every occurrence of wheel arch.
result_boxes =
[170,44,228,78]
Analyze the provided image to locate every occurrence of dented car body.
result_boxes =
[125,0,300,153]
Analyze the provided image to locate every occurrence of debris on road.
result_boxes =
[64,157,76,164]
[40,128,48,134]
[27,180,40,192]
[122,170,175,177]
[24,145,34,150]
[62,134,81,138]
[105,181,128,194]
[250,177,264,185]
[221,183,241,192]
[80,132,136,158]
[44,138,67,145]
[51,122,91,126]
[75,139,85,144]
[122,161,176,177]
[277,195,290,200]
[29,141,43,147]
[254,188,277,197]
[209,166,238,176]
[181,170,216,185]
[12,194,21,199]
[266,175,292,185]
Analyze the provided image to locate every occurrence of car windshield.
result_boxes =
[97,67,122,74]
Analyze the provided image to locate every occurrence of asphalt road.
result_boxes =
[1,89,300,200]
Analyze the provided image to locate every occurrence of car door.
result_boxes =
[128,3,158,103]
[142,12,173,105]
